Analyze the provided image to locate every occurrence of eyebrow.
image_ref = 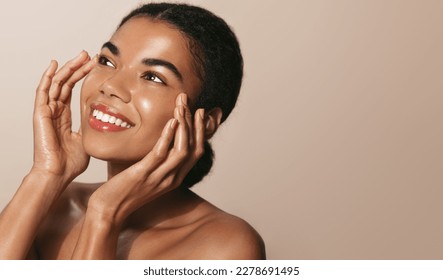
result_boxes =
[101,41,183,81]
[101,41,119,55]
[142,58,183,81]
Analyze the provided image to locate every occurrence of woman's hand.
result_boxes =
[70,93,204,259]
[0,51,97,259]
[32,51,96,185]
[88,93,205,226]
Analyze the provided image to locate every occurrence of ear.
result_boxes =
[204,107,223,139]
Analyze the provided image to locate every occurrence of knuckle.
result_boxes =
[52,77,64,87]
[163,176,175,187]
[129,164,149,181]
[63,80,75,90]
[176,150,188,161]
[81,67,90,75]
[43,71,54,80]
[152,149,167,162]
[173,173,186,187]
[67,63,77,71]
[194,147,204,159]
[181,143,190,153]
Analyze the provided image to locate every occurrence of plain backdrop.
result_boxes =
[0,0,442,259]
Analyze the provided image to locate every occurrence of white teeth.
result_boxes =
[101,114,110,123]
[109,116,116,124]
[92,109,132,128]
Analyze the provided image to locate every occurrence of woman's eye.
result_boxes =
[98,56,115,68]
[142,72,165,84]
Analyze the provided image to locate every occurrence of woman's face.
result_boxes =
[80,17,201,162]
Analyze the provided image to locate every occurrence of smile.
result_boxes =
[92,109,132,128]
[88,104,135,132]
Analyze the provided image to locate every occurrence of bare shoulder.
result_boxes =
[186,210,266,260]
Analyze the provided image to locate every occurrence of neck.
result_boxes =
[107,161,135,179]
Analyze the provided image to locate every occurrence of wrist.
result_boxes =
[28,166,72,188]
[25,168,67,191]
[7,169,69,224]
[85,198,124,228]
[84,210,121,232]
[71,208,120,260]
[87,188,136,227]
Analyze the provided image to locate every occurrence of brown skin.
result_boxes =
[0,17,265,260]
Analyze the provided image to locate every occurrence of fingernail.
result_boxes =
[47,60,54,69]
[181,94,187,105]
[75,50,88,61]
[46,60,57,72]
[170,119,177,129]
[174,107,179,117]
[199,109,205,119]
[90,55,98,64]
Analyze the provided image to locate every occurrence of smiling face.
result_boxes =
[80,17,202,162]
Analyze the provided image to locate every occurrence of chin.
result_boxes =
[80,117,158,164]
[82,137,148,163]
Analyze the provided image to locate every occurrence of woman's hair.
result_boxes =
[118,3,243,188]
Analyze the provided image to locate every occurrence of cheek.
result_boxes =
[135,93,176,125]
[133,93,176,144]
[79,77,91,126]
[139,97,154,114]
[80,72,98,108]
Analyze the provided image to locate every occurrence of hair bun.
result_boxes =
[182,140,214,188]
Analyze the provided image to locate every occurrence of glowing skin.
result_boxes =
[81,17,202,164]
[0,16,265,260]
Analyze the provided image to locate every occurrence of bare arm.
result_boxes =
[0,53,95,259]
[0,172,65,259]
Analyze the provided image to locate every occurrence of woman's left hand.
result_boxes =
[87,93,205,226]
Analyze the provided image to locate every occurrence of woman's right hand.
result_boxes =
[0,52,96,259]
[31,51,96,186]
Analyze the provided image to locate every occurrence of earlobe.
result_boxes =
[204,107,222,139]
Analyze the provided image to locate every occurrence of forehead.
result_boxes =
[110,17,194,71]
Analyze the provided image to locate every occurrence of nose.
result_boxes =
[99,71,131,103]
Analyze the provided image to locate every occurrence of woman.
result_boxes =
[0,3,265,259]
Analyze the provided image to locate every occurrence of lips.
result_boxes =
[88,103,135,132]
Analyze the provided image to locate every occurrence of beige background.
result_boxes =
[0,0,442,259]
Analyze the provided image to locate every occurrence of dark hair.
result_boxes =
[119,3,243,188]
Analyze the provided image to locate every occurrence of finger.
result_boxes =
[172,108,206,185]
[177,93,193,147]
[139,118,178,173]
[151,106,192,180]
[173,103,189,153]
[60,55,98,104]
[193,108,205,156]
[48,51,89,101]
[34,60,58,109]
